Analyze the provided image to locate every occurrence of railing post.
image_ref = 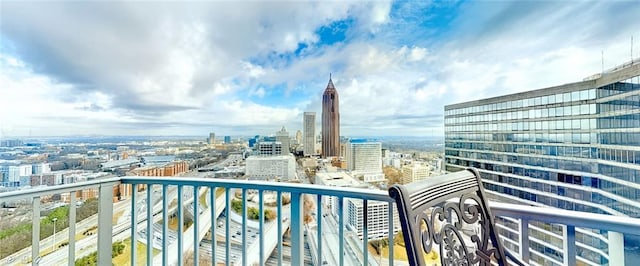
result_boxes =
[131,185,137,266]
[608,231,625,265]
[338,197,344,266]
[316,194,323,266]
[193,186,199,266]
[388,202,394,266]
[363,200,369,265]
[146,185,153,266]
[97,183,114,266]
[210,187,217,265]
[291,192,304,266]
[277,191,282,266]
[225,188,231,264]
[177,185,184,266]
[259,190,265,265]
[242,189,247,266]
[31,196,40,266]
[563,225,576,266]
[162,185,169,266]
[68,192,77,266]
[519,218,529,263]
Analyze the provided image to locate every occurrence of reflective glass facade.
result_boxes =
[445,62,640,265]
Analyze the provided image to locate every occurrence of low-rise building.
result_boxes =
[315,170,399,240]
[245,155,296,180]
[401,162,430,184]
[345,198,400,240]
[255,141,283,156]
[128,161,189,177]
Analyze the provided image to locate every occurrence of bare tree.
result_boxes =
[384,166,402,185]
[303,194,315,224]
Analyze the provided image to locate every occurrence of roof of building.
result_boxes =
[349,139,381,144]
[324,75,336,92]
[316,171,365,188]
[100,158,139,169]
[446,58,640,109]
[246,155,293,161]
[141,155,175,163]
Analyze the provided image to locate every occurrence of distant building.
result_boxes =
[141,155,175,166]
[432,158,444,173]
[256,141,283,156]
[331,157,347,169]
[401,162,430,184]
[224,136,231,144]
[208,132,216,145]
[0,139,23,147]
[336,142,344,159]
[346,139,384,183]
[303,112,316,156]
[128,161,189,177]
[248,135,260,148]
[32,163,51,175]
[315,171,399,240]
[245,155,296,180]
[346,199,400,240]
[275,126,290,154]
[315,171,366,215]
[322,76,340,157]
[300,158,318,169]
[30,173,62,186]
[99,158,140,171]
[0,164,32,186]
[295,130,302,145]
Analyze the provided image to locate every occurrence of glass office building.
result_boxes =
[445,60,640,265]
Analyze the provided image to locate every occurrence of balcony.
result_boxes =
[1,176,639,266]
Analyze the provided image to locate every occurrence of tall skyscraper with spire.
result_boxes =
[322,74,340,157]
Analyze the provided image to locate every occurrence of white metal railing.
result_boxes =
[120,176,395,266]
[490,201,640,265]
[1,176,640,266]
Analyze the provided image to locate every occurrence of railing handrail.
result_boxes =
[2,175,639,237]
[0,177,122,202]
[490,201,640,236]
[120,176,394,202]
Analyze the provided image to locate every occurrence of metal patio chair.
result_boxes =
[389,168,526,266]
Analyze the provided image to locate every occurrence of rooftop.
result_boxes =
[446,57,640,109]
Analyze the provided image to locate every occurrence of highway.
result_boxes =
[3,189,159,266]
[27,185,173,265]
[4,154,307,266]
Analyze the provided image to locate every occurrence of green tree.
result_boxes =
[248,207,259,219]
[264,209,276,221]
[231,199,243,213]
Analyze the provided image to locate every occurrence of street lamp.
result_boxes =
[51,218,58,252]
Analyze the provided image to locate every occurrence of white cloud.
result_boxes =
[1,1,638,137]
[248,87,266,98]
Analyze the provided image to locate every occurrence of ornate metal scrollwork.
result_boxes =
[416,193,501,266]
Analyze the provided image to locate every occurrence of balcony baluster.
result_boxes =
[146,185,153,265]
[177,185,183,265]
[68,191,77,266]
[193,185,199,266]
[0,176,638,266]
[130,185,137,266]
[32,196,40,266]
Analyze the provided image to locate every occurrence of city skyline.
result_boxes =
[1,1,639,137]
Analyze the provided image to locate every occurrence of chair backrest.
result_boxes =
[388,168,507,266]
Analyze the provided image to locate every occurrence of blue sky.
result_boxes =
[1,1,639,137]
